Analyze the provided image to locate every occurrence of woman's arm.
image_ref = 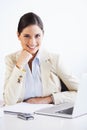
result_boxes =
[3,54,26,105]
[50,54,80,104]
[24,95,53,104]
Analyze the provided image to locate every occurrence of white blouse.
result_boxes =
[24,54,43,100]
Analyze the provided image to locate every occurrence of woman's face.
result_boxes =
[18,25,43,56]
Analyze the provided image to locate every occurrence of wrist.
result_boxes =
[46,96,54,104]
[16,64,23,70]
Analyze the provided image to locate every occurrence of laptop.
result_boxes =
[35,74,87,118]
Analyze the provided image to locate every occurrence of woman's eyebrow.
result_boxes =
[23,34,30,36]
[23,33,30,36]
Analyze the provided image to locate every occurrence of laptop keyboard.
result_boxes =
[56,107,74,115]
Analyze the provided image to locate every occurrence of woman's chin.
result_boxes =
[28,49,38,56]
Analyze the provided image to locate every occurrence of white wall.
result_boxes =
[0,0,87,99]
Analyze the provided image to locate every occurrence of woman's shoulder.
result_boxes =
[5,50,21,63]
[5,50,21,57]
[41,49,60,59]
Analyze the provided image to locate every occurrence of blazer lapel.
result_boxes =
[40,50,52,95]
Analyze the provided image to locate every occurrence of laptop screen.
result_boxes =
[55,107,74,115]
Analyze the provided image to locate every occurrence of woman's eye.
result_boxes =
[35,34,40,38]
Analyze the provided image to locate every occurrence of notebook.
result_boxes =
[35,74,87,118]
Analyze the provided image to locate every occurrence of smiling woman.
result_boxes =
[17,25,43,57]
[3,12,79,105]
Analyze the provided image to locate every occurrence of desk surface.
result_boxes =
[0,113,87,130]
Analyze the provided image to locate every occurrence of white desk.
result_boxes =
[0,113,87,130]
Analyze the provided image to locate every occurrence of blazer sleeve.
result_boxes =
[3,55,26,105]
[52,55,80,104]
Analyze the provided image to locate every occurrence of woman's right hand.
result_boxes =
[16,50,33,69]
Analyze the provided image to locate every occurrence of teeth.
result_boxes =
[30,46,35,48]
[26,44,35,49]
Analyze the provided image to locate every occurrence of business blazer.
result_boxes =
[3,49,79,105]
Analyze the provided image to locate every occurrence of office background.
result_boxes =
[0,0,87,99]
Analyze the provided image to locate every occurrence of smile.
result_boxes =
[26,44,36,49]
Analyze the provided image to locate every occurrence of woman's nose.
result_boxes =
[29,38,36,45]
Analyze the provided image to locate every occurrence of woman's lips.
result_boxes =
[26,44,36,49]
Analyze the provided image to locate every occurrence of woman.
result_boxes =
[3,12,79,105]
